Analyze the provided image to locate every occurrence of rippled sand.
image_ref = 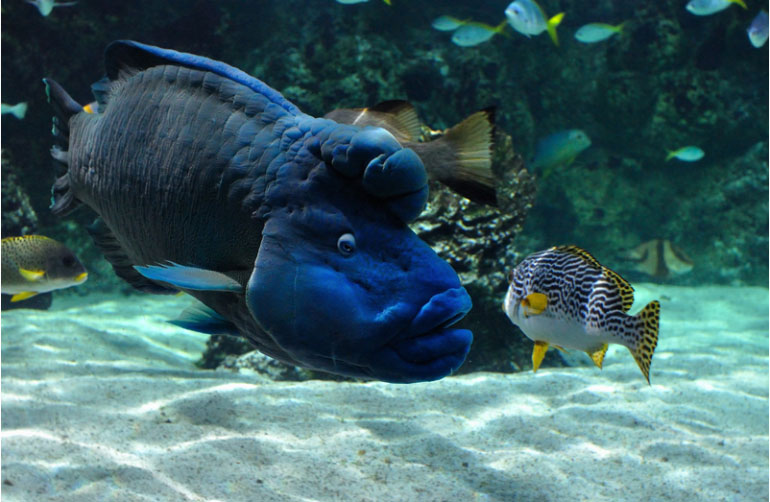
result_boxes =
[1,285,767,502]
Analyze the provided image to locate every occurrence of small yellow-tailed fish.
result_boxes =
[432,15,466,32]
[528,129,591,178]
[686,0,746,16]
[451,20,508,47]
[504,245,660,384]
[505,0,564,46]
[1,235,88,302]
[666,146,704,162]
[574,22,626,44]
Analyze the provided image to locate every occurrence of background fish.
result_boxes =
[1,235,88,302]
[451,21,508,47]
[621,239,694,278]
[505,0,564,45]
[666,145,704,162]
[326,100,498,205]
[574,22,625,43]
[528,129,591,177]
[431,15,466,32]
[1,102,28,120]
[504,245,660,383]
[748,11,768,48]
[686,0,746,16]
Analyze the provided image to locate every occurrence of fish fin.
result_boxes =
[557,245,635,311]
[134,263,242,292]
[11,291,39,302]
[628,300,660,385]
[19,268,45,281]
[44,78,87,216]
[602,267,635,312]
[532,341,549,372]
[382,0,391,5]
[729,0,747,9]
[665,150,676,161]
[546,12,565,46]
[588,343,608,369]
[368,100,423,142]
[87,218,178,295]
[552,344,567,353]
[169,303,241,336]
[614,21,627,33]
[429,108,498,206]
[522,292,548,316]
[42,78,84,144]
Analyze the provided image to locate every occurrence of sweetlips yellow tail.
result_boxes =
[546,12,565,46]
[629,300,661,385]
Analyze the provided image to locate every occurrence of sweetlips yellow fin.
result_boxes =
[532,340,549,371]
[588,344,609,369]
[11,291,38,302]
[629,300,660,384]
[522,292,548,316]
[19,268,45,281]
[557,245,635,311]
[546,12,565,46]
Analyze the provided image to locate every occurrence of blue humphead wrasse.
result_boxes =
[44,40,473,383]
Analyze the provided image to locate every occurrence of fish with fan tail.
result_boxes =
[1,235,88,302]
[325,100,498,206]
[503,245,660,383]
[621,239,693,278]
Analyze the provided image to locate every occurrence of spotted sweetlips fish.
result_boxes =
[504,245,660,383]
[44,40,473,383]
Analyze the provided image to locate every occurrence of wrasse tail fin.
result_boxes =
[629,300,660,385]
[435,108,498,206]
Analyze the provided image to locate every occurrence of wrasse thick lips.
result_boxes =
[387,287,473,366]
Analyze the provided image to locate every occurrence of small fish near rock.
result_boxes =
[686,0,746,16]
[505,0,564,45]
[621,239,694,279]
[44,40,473,384]
[574,22,625,44]
[503,245,660,383]
[1,235,88,302]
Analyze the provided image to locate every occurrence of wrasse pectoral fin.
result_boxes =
[588,343,609,369]
[19,268,45,281]
[11,291,38,302]
[133,262,241,292]
[522,292,548,317]
[532,340,549,372]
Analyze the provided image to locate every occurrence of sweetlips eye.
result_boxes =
[62,255,75,267]
[337,233,356,256]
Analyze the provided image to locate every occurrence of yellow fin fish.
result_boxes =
[2,235,88,302]
[504,245,660,383]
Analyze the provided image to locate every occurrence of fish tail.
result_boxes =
[429,108,498,206]
[546,12,565,46]
[665,150,676,161]
[12,102,28,120]
[615,21,628,33]
[43,78,84,216]
[627,300,660,385]
[730,0,747,9]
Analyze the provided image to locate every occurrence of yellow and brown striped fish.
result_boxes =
[503,245,660,383]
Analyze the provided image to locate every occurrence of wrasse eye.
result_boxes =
[337,233,356,257]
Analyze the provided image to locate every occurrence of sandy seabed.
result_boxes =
[1,284,767,502]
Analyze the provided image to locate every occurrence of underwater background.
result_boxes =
[1,0,768,501]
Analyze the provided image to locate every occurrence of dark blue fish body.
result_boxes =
[46,41,472,383]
